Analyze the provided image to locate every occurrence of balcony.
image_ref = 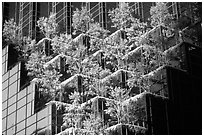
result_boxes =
[139,66,168,98]
[164,41,202,77]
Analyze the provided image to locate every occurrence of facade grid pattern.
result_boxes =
[2,2,202,135]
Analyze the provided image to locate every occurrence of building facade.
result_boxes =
[2,2,202,135]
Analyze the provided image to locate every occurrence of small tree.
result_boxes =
[109,2,135,30]
[63,91,86,135]
[150,2,174,28]
[83,114,105,135]
[3,18,34,59]
[3,18,20,44]
[25,13,63,107]
[37,12,58,38]
[72,6,93,35]
[105,87,130,124]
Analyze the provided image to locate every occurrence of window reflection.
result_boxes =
[2,109,7,118]
[2,101,7,110]
[26,124,37,135]
[2,118,6,131]
[27,114,36,127]
[17,105,26,123]
[46,125,52,135]
[5,52,8,61]
[8,95,16,107]
[2,55,5,63]
[2,72,9,82]
[37,117,49,130]
[7,126,15,135]
[37,127,48,135]
[27,92,34,103]
[5,61,8,73]
[2,88,8,102]
[2,47,6,55]
[9,73,18,85]
[48,115,52,126]
[2,62,5,74]
[142,2,152,22]
[8,82,18,98]
[16,129,25,135]
[16,120,25,133]
[27,102,32,117]
[7,112,16,129]
[8,103,16,115]
[28,83,34,94]
[17,88,26,100]
[37,106,49,121]
[2,80,8,90]
[17,97,26,109]
[10,64,18,76]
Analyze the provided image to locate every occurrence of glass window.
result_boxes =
[37,117,49,130]
[7,126,15,135]
[90,2,98,9]
[8,103,16,115]
[26,123,37,135]
[17,79,20,92]
[7,112,16,129]
[2,62,5,74]
[16,129,25,135]
[17,105,26,123]
[2,79,8,90]
[10,64,19,76]
[2,117,7,131]
[48,115,52,126]
[2,131,6,135]
[37,106,49,121]
[27,114,36,127]
[27,92,34,103]
[36,127,47,135]
[48,104,52,115]
[17,88,27,100]
[5,61,8,73]
[27,102,32,117]
[28,83,34,94]
[2,88,8,102]
[2,72,8,82]
[19,61,21,69]
[8,81,18,98]
[2,101,7,110]
[2,47,6,55]
[31,100,35,114]
[2,109,7,118]
[142,2,152,22]
[2,55,5,63]
[17,96,26,109]
[5,52,8,61]
[18,68,21,79]
[8,95,16,107]
[16,120,25,133]
[9,73,18,85]
[46,124,52,135]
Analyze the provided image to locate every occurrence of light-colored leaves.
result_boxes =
[72,6,93,34]
[37,12,58,38]
[109,2,134,30]
[150,2,174,28]
[3,18,20,43]
[105,87,130,124]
